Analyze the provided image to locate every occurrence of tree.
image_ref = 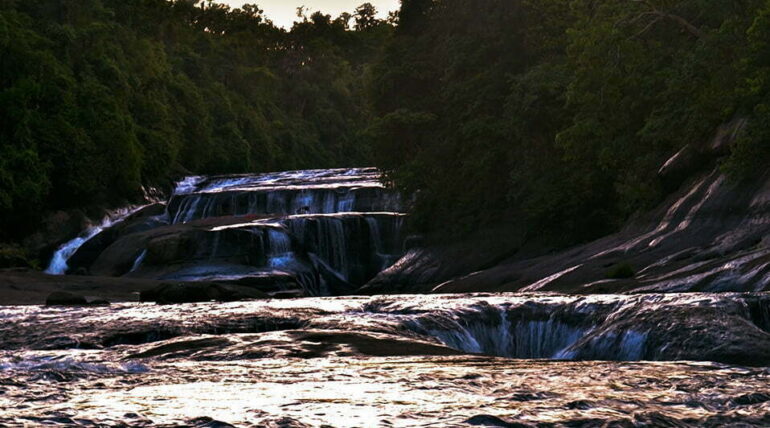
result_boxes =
[354,3,379,30]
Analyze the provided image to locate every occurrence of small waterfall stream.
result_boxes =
[45,206,146,275]
[404,305,589,359]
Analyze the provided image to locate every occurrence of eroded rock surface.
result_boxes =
[367,168,770,296]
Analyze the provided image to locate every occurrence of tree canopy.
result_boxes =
[0,0,392,240]
[3,0,770,254]
[369,0,770,243]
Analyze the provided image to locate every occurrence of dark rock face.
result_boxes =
[360,119,770,296]
[139,282,269,304]
[45,291,87,306]
[368,167,770,296]
[66,203,168,274]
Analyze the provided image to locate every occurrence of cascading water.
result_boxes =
[404,305,588,359]
[45,206,146,275]
[166,168,402,224]
[52,168,408,297]
[129,250,147,273]
[267,229,295,268]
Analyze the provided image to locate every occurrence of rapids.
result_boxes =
[1,293,770,426]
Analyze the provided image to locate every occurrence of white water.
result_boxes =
[0,356,148,374]
[267,229,295,268]
[45,206,145,275]
[172,176,205,195]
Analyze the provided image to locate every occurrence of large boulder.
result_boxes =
[67,203,167,274]
[0,245,34,269]
[45,291,88,306]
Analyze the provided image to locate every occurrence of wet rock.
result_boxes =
[658,144,705,192]
[20,415,79,425]
[566,400,593,410]
[417,167,770,296]
[139,282,268,304]
[23,210,88,263]
[361,225,525,295]
[45,291,87,306]
[128,337,232,359]
[188,416,236,428]
[257,417,313,428]
[66,203,167,274]
[505,392,560,402]
[286,330,464,358]
[731,392,770,406]
[708,117,747,156]
[145,232,201,266]
[465,415,529,427]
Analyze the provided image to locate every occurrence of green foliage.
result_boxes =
[6,0,770,253]
[371,0,770,244]
[0,0,392,241]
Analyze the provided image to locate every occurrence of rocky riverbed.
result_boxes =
[1,294,770,426]
[4,168,770,427]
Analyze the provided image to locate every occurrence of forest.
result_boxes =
[2,0,770,259]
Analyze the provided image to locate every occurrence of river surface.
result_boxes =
[2,293,770,427]
[6,169,770,426]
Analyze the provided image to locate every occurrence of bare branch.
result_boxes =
[629,0,704,39]
[631,16,663,39]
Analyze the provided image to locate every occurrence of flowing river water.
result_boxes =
[3,169,770,427]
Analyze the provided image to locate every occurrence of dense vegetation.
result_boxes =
[3,0,770,258]
[370,0,770,243]
[0,0,391,241]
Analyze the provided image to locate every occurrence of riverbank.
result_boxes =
[0,269,162,305]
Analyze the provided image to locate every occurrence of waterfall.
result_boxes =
[45,237,90,275]
[48,169,409,298]
[129,250,147,273]
[366,217,386,270]
[322,192,336,213]
[337,191,355,212]
[266,192,286,215]
[173,195,202,224]
[267,229,294,268]
[316,218,349,280]
[409,308,586,359]
[173,176,204,195]
[45,206,145,275]
[291,190,315,214]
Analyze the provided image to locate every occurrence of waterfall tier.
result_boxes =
[55,168,408,297]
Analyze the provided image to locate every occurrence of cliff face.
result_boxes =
[364,120,770,295]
